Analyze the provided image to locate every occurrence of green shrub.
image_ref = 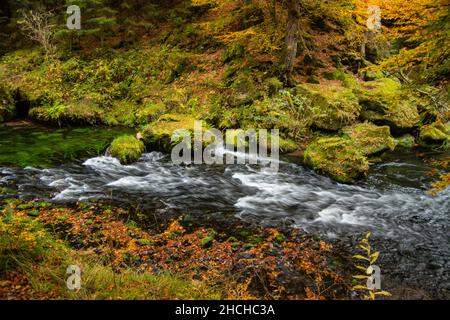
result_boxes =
[30,100,102,126]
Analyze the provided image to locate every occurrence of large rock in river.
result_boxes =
[304,137,369,184]
[140,114,203,152]
[110,135,145,164]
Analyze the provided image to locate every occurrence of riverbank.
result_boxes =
[0,199,353,300]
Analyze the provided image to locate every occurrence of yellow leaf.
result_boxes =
[355,265,368,272]
[375,291,392,296]
[370,251,380,264]
[352,285,370,290]
[353,254,369,261]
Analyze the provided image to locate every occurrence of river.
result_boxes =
[0,123,449,299]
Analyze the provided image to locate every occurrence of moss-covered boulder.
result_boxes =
[296,84,360,131]
[257,132,298,154]
[443,122,450,135]
[357,78,420,133]
[279,137,298,153]
[395,134,416,149]
[418,121,450,149]
[110,135,145,164]
[304,137,369,183]
[140,114,201,152]
[30,100,102,126]
[343,123,396,156]
[0,84,15,122]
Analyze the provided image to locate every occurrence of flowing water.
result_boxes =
[0,124,449,298]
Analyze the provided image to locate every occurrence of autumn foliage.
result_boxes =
[2,203,350,299]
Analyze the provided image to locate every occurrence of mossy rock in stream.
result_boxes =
[304,137,369,183]
[110,135,145,164]
[223,129,298,154]
[296,84,360,131]
[343,122,397,156]
[140,114,204,152]
[356,78,420,133]
[257,132,298,154]
[418,121,450,149]
[395,134,416,150]
[0,83,15,122]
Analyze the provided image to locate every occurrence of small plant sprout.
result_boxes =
[352,232,392,300]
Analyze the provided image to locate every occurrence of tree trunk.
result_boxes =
[283,0,300,86]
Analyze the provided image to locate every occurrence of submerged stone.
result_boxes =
[304,137,369,184]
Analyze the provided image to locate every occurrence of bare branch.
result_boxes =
[18,9,56,59]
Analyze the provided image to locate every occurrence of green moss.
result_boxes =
[222,42,245,64]
[357,78,402,110]
[200,236,214,248]
[264,77,283,96]
[343,123,396,156]
[304,137,369,183]
[102,100,139,127]
[0,125,133,168]
[322,70,347,81]
[140,114,201,152]
[30,100,103,126]
[443,122,450,135]
[356,78,420,132]
[136,101,167,125]
[225,129,249,149]
[418,121,449,148]
[395,134,416,149]
[227,70,262,107]
[267,135,298,154]
[0,83,15,122]
[307,75,320,84]
[279,137,298,153]
[297,84,360,131]
[110,135,145,164]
